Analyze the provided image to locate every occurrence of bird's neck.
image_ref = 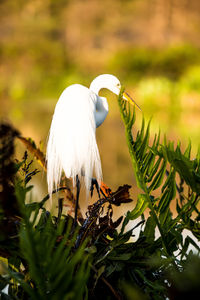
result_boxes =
[89,79,103,95]
[90,77,109,127]
[95,96,109,128]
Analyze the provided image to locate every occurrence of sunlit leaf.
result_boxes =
[127,194,148,220]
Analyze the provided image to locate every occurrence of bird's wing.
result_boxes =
[46,84,102,196]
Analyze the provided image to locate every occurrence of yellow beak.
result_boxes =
[122,91,141,111]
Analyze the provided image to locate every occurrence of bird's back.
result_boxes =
[46,84,102,196]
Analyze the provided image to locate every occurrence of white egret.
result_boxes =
[46,74,139,220]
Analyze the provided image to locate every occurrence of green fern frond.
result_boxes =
[118,89,200,261]
[8,191,91,300]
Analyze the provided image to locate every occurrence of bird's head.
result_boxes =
[90,74,141,110]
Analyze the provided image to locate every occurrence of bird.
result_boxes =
[46,74,139,221]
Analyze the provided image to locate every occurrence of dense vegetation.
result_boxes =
[0,93,199,299]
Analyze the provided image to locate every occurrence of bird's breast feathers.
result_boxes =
[48,83,101,187]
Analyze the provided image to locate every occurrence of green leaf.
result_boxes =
[184,140,191,158]
[143,215,156,242]
[137,119,151,161]
[165,147,200,194]
[159,169,176,214]
[147,156,162,182]
[141,151,153,175]
[127,194,149,220]
[159,208,172,227]
[185,235,200,252]
[108,253,132,261]
[148,158,167,191]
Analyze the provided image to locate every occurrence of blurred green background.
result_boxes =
[1,0,200,201]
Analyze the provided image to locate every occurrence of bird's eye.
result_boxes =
[116,83,121,87]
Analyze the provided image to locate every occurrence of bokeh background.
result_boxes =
[1,0,200,203]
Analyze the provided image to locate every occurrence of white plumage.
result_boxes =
[46,74,136,197]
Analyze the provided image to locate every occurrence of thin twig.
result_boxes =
[91,265,122,300]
